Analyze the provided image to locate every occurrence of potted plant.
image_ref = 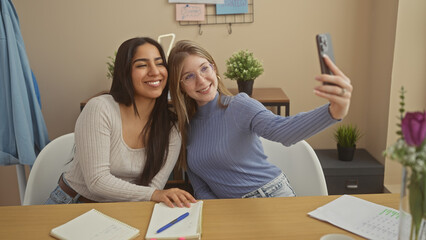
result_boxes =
[334,124,362,161]
[81,52,115,110]
[223,50,264,96]
[106,51,116,80]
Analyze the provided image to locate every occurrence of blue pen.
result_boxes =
[156,212,189,234]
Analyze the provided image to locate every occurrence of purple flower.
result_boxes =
[402,111,426,146]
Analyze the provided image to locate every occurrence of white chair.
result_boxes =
[260,138,328,196]
[23,133,75,205]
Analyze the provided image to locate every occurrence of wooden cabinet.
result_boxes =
[315,149,384,195]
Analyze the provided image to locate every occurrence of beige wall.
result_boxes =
[365,0,398,166]
[384,0,426,192]
[13,0,377,144]
[1,0,417,205]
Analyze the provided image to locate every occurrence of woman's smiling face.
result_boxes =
[180,54,218,106]
[131,43,168,101]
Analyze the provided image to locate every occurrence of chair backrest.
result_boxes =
[23,133,75,205]
[260,138,328,196]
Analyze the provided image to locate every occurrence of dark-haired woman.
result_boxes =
[46,37,196,208]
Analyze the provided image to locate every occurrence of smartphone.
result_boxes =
[316,33,336,84]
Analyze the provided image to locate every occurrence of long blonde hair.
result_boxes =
[168,40,232,169]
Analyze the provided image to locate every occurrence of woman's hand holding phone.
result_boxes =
[314,35,353,120]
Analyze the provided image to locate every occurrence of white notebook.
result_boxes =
[50,208,140,240]
[145,201,203,240]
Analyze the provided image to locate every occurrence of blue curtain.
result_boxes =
[0,0,49,166]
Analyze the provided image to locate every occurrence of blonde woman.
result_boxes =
[168,40,353,199]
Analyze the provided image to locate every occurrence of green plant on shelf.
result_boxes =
[224,50,264,81]
[334,124,362,148]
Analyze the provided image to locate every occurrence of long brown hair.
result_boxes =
[110,37,176,186]
[168,40,231,169]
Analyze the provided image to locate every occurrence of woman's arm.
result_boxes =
[229,57,352,146]
[230,94,337,146]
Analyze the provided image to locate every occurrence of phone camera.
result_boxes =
[320,36,328,51]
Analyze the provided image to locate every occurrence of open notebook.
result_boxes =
[145,201,203,240]
[50,209,140,240]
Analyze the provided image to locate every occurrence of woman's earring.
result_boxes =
[217,75,222,82]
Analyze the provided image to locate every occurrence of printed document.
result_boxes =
[308,195,399,240]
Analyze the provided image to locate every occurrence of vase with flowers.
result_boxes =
[383,86,426,240]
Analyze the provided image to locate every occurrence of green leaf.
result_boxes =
[333,124,362,147]
[106,51,117,80]
[224,50,264,81]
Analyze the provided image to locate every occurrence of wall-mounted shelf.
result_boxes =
[179,0,254,34]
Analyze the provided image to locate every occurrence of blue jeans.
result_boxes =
[242,172,296,198]
[45,176,83,204]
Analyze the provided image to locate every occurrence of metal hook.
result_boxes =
[198,24,203,35]
[228,23,232,35]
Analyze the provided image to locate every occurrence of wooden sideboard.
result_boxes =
[228,87,290,116]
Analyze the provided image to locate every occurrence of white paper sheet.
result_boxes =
[308,195,399,240]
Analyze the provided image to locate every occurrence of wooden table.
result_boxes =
[228,88,290,116]
[0,194,398,239]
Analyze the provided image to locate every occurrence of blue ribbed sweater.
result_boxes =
[186,92,338,199]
